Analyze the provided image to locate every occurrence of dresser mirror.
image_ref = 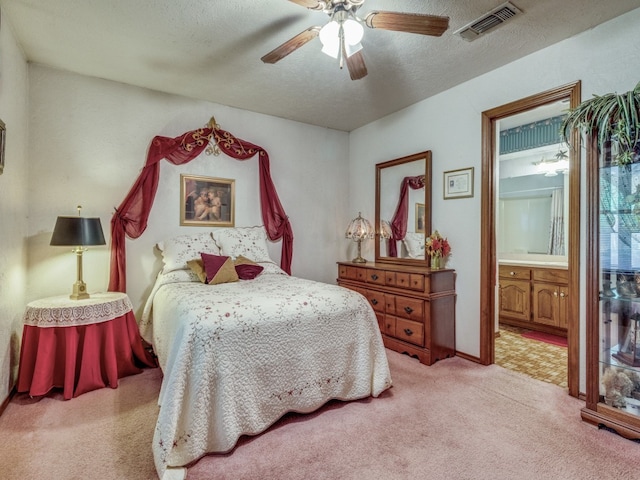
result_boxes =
[375,151,432,266]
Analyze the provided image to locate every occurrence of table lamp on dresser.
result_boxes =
[50,205,106,300]
[345,211,374,263]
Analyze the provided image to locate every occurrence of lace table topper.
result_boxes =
[24,292,133,327]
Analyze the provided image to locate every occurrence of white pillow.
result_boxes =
[157,232,220,273]
[257,261,287,276]
[403,232,425,259]
[213,226,272,263]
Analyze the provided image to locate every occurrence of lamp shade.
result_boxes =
[345,212,374,241]
[379,220,392,239]
[50,217,106,246]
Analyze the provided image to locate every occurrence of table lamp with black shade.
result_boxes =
[50,206,106,300]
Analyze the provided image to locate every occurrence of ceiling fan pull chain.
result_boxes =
[338,24,345,69]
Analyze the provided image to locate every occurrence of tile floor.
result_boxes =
[495,324,568,389]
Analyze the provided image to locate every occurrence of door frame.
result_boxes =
[479,81,582,397]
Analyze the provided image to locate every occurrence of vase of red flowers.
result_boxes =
[425,230,451,270]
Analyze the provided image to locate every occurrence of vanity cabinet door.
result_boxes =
[532,283,560,327]
[499,278,531,322]
[531,269,569,328]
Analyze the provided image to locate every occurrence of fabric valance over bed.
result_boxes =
[108,119,293,292]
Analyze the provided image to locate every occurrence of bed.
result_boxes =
[139,227,392,479]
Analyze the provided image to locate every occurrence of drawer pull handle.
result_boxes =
[510,271,516,276]
[371,274,379,281]
[404,328,413,336]
[404,306,413,314]
[371,299,378,305]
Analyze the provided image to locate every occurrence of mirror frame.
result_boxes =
[375,150,432,266]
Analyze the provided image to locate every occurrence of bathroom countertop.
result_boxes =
[499,259,568,269]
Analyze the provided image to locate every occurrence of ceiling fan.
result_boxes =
[261,0,449,81]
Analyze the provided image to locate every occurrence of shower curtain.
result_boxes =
[548,188,564,255]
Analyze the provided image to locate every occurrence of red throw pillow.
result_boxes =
[200,253,239,285]
[235,263,264,280]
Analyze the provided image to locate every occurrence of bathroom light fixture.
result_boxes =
[533,148,569,177]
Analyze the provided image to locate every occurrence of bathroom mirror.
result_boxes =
[375,150,432,266]
[497,101,569,266]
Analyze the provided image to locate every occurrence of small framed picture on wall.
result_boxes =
[443,167,474,199]
[180,174,235,227]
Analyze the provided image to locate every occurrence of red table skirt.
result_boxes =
[17,311,157,400]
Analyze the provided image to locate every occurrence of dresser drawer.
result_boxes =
[366,290,385,313]
[365,269,385,285]
[391,296,424,321]
[339,265,368,282]
[385,272,425,292]
[395,317,424,346]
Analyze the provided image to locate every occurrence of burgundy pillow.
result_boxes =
[200,253,239,285]
[235,263,264,280]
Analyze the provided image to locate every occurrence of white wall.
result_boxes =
[349,8,640,388]
[0,10,29,405]
[26,66,350,317]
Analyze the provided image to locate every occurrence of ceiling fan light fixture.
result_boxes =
[343,18,364,45]
[319,8,364,59]
[319,20,340,57]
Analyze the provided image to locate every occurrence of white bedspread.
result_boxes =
[141,269,392,479]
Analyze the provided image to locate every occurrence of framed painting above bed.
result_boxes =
[180,174,235,227]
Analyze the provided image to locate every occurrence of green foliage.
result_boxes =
[561,81,640,164]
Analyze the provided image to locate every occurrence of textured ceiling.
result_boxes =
[2,0,639,131]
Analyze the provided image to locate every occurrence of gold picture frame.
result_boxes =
[415,203,426,233]
[180,174,235,227]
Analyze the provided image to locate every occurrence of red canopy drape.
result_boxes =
[388,175,425,257]
[108,124,293,292]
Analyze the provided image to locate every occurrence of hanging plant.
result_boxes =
[560,81,640,165]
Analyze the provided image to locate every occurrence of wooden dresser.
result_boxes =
[337,262,456,365]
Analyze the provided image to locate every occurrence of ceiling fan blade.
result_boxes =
[364,11,449,36]
[261,26,321,64]
[345,51,367,81]
[287,0,324,10]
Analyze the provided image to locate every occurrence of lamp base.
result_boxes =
[352,256,367,264]
[70,280,90,300]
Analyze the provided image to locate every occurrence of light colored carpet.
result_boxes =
[1,350,638,480]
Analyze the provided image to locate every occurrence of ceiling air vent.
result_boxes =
[454,2,521,42]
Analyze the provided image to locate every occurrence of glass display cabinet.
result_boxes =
[583,135,640,438]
